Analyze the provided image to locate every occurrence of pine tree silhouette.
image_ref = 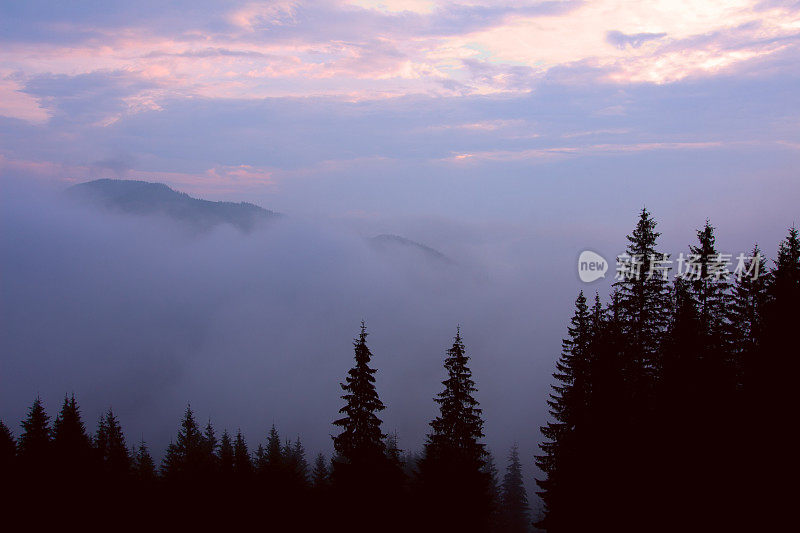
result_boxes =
[500,444,529,533]
[332,322,388,487]
[132,440,156,483]
[419,328,490,531]
[219,430,235,477]
[17,396,51,476]
[756,226,800,527]
[729,244,768,391]
[95,408,131,480]
[233,430,253,478]
[285,437,309,489]
[612,207,672,386]
[202,419,219,476]
[311,452,330,490]
[483,449,502,532]
[52,394,93,482]
[161,405,205,483]
[535,292,593,532]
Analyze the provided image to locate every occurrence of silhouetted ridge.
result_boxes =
[66,179,279,232]
[370,234,452,263]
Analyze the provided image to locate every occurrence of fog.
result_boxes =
[1,179,593,498]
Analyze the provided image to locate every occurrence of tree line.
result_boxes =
[2,209,795,531]
[0,324,528,531]
[536,209,798,532]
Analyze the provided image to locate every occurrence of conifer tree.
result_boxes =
[0,420,15,474]
[132,440,157,483]
[419,328,490,531]
[17,396,51,474]
[687,221,732,340]
[233,430,253,478]
[729,244,768,391]
[95,408,131,480]
[755,227,800,522]
[500,444,529,533]
[202,419,219,475]
[384,431,403,471]
[219,430,234,476]
[483,449,502,532]
[332,322,388,485]
[254,443,268,475]
[311,453,330,490]
[535,292,592,532]
[52,394,93,479]
[259,423,287,488]
[612,208,672,386]
[283,437,309,489]
[161,405,205,482]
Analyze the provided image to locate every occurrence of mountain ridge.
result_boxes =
[66,178,279,232]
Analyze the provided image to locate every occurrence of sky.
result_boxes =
[1,0,799,500]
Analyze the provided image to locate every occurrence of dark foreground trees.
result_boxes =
[536,213,796,532]
[1,215,792,531]
[417,328,492,531]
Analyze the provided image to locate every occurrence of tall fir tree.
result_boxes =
[755,226,800,525]
[233,430,253,478]
[311,452,330,490]
[535,292,593,532]
[218,430,235,477]
[161,405,205,483]
[483,449,502,532]
[283,437,310,489]
[332,322,388,485]
[52,394,93,480]
[17,396,51,475]
[95,408,131,480]
[500,444,529,533]
[419,328,490,531]
[259,423,287,488]
[612,208,672,388]
[132,440,157,483]
[202,419,219,475]
[729,244,768,391]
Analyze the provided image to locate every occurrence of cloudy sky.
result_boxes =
[1,0,799,494]
[1,0,798,222]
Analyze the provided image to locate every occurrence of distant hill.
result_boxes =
[369,234,452,264]
[66,179,279,232]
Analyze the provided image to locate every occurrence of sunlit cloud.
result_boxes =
[0,78,50,124]
[1,0,796,127]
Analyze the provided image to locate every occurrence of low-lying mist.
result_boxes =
[1,180,579,498]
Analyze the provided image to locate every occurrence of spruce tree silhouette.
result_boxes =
[95,408,131,481]
[331,322,403,529]
[232,430,253,479]
[132,440,157,483]
[500,444,529,533]
[535,292,593,532]
[756,226,800,527]
[418,327,490,531]
[730,244,768,392]
[218,430,235,477]
[52,394,94,485]
[483,449,502,532]
[332,322,388,485]
[285,437,310,490]
[17,396,51,478]
[161,405,205,484]
[311,452,330,490]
